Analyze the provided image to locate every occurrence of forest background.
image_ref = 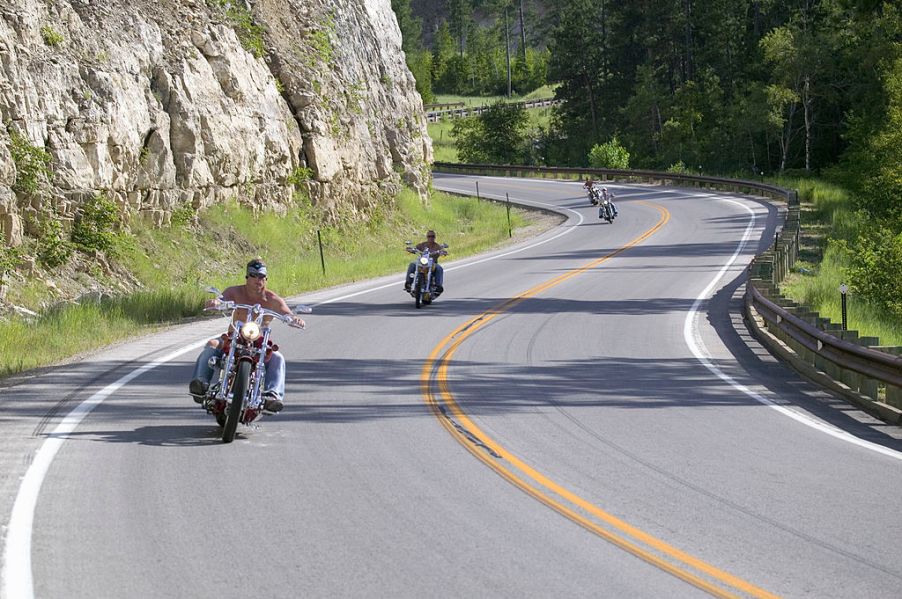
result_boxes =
[393,0,901,335]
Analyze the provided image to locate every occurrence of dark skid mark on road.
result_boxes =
[438,404,501,459]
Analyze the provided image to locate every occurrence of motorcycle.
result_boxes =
[587,186,600,206]
[599,196,616,224]
[198,287,311,443]
[405,242,448,309]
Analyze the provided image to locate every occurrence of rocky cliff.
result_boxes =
[0,0,432,246]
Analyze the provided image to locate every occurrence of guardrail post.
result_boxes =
[834,330,860,391]
[821,323,845,379]
[857,337,881,399]
[877,347,902,408]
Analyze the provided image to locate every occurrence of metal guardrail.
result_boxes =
[433,162,902,419]
[432,162,795,202]
[747,285,902,388]
[426,99,557,123]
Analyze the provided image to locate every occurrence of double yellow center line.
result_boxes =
[421,202,779,599]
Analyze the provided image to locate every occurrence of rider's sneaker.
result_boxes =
[435,285,444,293]
[263,392,284,413]
[189,378,208,404]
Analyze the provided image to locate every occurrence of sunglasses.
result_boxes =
[246,273,266,279]
[427,235,435,238]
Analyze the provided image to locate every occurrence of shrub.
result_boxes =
[452,102,530,165]
[208,0,265,58]
[170,203,197,228]
[37,218,73,268]
[588,137,630,169]
[40,25,64,47]
[72,193,120,253]
[287,167,313,187]
[9,131,52,195]
[306,12,336,67]
[0,245,21,279]
[844,226,902,320]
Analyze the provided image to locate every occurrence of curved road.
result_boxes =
[2,175,902,598]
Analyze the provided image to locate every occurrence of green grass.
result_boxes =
[0,189,533,377]
[428,120,458,162]
[776,177,902,346]
[781,244,902,345]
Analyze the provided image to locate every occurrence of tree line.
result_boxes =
[543,0,898,178]
[392,0,550,102]
[394,1,900,321]
[548,0,901,322]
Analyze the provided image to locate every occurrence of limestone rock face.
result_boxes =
[0,0,432,244]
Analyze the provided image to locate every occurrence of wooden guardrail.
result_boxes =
[426,99,557,123]
[432,161,902,422]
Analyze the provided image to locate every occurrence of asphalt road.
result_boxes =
[2,174,901,598]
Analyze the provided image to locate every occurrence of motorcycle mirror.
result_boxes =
[441,243,449,248]
[405,240,412,246]
[205,286,221,296]
[292,304,313,314]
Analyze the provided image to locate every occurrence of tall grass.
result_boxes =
[777,178,902,346]
[0,189,531,376]
[0,288,206,377]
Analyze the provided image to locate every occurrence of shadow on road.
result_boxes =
[50,423,224,446]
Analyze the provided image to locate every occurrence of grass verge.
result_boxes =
[776,177,902,346]
[0,188,536,377]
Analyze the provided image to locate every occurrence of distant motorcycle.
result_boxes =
[405,242,447,309]
[588,186,601,206]
[198,287,311,443]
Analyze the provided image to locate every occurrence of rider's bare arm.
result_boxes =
[269,292,305,328]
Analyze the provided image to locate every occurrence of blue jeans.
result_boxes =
[406,262,444,288]
[192,344,286,399]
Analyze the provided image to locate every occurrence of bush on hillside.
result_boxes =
[588,137,630,169]
[844,227,902,321]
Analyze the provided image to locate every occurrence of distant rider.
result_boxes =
[601,187,619,217]
[583,178,598,204]
[188,258,305,413]
[404,230,446,294]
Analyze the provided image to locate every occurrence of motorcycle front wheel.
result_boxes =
[414,275,423,309]
[222,360,252,443]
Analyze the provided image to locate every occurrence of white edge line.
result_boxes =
[1,339,208,599]
[683,198,902,462]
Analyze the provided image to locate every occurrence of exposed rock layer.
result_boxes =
[0,0,432,244]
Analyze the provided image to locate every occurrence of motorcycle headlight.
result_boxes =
[240,321,261,341]
[419,256,429,265]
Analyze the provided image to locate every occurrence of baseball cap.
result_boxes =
[246,259,267,278]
